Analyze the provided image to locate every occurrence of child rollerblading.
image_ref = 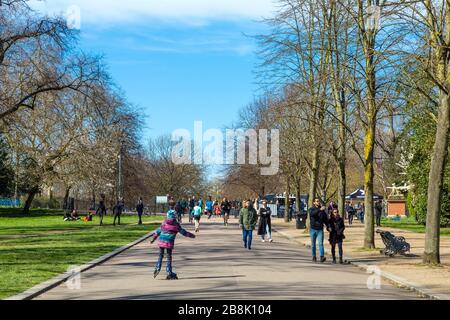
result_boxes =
[150,200,195,280]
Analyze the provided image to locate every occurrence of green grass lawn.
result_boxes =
[0,208,163,300]
[381,215,450,236]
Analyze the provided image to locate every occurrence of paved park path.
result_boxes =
[37,218,422,300]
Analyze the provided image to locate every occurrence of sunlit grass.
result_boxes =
[0,208,163,299]
[381,216,450,236]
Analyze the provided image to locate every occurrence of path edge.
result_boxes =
[5,231,155,300]
[273,227,450,301]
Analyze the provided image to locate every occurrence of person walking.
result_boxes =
[175,201,183,223]
[136,197,144,225]
[181,198,188,219]
[113,197,125,226]
[358,203,365,224]
[213,200,221,217]
[192,201,203,233]
[257,199,273,243]
[328,208,346,264]
[375,200,383,227]
[308,198,329,263]
[221,197,231,227]
[347,201,355,225]
[344,201,350,220]
[95,194,107,226]
[288,200,294,222]
[239,200,257,250]
[189,196,196,223]
[150,201,196,280]
[206,196,214,220]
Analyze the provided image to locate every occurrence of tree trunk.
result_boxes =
[422,1,450,265]
[91,183,96,210]
[260,185,265,199]
[336,96,347,218]
[63,186,71,210]
[49,184,53,200]
[363,109,376,249]
[306,148,320,231]
[424,93,450,264]
[361,10,377,249]
[295,176,301,212]
[284,175,290,223]
[308,147,320,208]
[23,186,39,214]
[337,158,346,219]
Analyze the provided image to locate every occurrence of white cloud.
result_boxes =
[29,0,276,25]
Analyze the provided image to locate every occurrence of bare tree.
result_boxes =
[0,1,102,121]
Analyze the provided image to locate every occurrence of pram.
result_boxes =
[377,229,411,257]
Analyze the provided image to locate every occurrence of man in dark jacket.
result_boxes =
[175,201,183,223]
[96,194,107,226]
[189,196,196,223]
[309,197,329,263]
[113,197,125,226]
[375,200,383,227]
[136,197,144,225]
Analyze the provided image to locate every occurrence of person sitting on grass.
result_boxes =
[82,212,94,222]
[150,200,196,280]
[70,209,80,221]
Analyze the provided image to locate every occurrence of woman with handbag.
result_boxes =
[328,208,346,264]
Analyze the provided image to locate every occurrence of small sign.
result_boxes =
[156,196,168,204]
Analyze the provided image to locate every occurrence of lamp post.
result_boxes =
[118,143,123,201]
[116,117,125,202]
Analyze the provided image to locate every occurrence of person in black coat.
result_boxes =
[221,197,231,226]
[96,194,107,226]
[175,200,183,223]
[189,196,196,223]
[346,202,355,225]
[257,200,273,242]
[375,200,383,227]
[136,197,144,225]
[113,197,125,226]
[328,208,346,264]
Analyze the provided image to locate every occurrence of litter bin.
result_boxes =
[296,212,307,229]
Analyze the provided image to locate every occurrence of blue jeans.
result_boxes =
[310,229,325,258]
[156,247,173,274]
[242,228,253,249]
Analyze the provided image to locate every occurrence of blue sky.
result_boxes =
[30,0,276,144]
